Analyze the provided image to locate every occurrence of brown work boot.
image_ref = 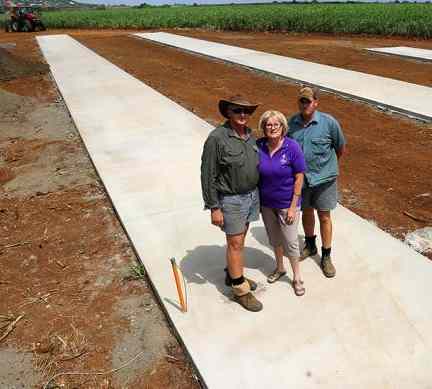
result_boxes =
[232,280,263,312]
[224,268,257,291]
[321,255,336,278]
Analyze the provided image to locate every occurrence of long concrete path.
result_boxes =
[37,34,432,389]
[367,46,432,62]
[135,32,432,121]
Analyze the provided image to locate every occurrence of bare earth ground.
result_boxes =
[0,31,200,389]
[0,28,431,388]
[72,30,432,242]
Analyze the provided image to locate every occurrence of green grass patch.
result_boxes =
[1,4,432,38]
[126,263,146,281]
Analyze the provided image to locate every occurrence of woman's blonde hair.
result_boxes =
[258,110,288,137]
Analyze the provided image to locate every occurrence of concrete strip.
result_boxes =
[37,34,432,389]
[135,32,432,121]
[367,46,432,62]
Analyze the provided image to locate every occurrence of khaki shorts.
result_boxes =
[261,206,301,258]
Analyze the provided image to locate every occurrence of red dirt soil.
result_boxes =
[73,30,432,246]
[0,30,201,389]
[0,27,431,387]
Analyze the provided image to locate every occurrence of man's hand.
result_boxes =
[211,208,224,227]
[336,145,346,160]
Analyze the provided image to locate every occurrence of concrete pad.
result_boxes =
[135,32,432,121]
[367,46,432,62]
[37,34,432,389]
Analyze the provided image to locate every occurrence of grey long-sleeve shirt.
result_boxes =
[200,121,260,209]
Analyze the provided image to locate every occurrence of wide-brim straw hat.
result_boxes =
[218,95,260,119]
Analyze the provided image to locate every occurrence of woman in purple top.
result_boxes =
[257,110,306,296]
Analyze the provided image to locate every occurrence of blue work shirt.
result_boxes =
[288,111,346,188]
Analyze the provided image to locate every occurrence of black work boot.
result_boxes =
[224,268,257,291]
[301,235,318,260]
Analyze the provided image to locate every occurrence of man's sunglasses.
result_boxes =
[231,107,251,114]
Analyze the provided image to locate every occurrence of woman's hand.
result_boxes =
[285,207,297,225]
[211,208,224,228]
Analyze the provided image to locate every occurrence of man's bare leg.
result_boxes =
[224,224,259,291]
[302,207,315,237]
[301,207,318,259]
[225,223,249,278]
[317,210,335,277]
[225,226,262,312]
[226,231,247,279]
[317,210,332,249]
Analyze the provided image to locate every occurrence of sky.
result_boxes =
[82,0,430,6]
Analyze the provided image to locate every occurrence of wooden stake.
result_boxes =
[170,258,187,313]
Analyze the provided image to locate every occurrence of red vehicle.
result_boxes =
[5,6,46,32]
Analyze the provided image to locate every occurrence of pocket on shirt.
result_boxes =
[311,138,333,170]
[311,138,331,155]
[221,149,245,167]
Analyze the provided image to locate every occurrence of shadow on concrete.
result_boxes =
[309,253,323,269]
[250,226,272,251]
[180,244,275,297]
[250,226,322,277]
[164,297,183,313]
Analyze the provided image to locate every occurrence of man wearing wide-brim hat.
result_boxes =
[201,95,262,312]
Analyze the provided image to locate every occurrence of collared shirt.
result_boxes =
[288,111,346,187]
[201,121,260,209]
[257,136,306,209]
